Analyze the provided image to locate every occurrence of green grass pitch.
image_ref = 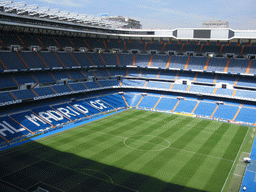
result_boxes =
[0,109,252,192]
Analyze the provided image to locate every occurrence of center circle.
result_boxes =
[123,135,170,151]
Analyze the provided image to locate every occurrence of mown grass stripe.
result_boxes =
[203,126,248,191]
[203,159,232,192]
[170,119,211,149]
[222,126,248,160]
[197,123,231,155]
[45,110,145,148]
[134,120,211,188]
[169,123,231,188]
[80,112,164,161]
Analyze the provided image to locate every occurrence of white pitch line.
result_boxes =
[75,128,234,162]
[221,127,250,192]
[233,173,243,177]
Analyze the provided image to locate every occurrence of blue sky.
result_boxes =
[13,0,256,29]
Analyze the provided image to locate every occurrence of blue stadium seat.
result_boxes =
[0,52,27,69]
[72,53,93,67]
[0,75,18,89]
[235,107,256,123]
[137,96,160,108]
[194,102,217,116]
[215,88,234,96]
[0,92,16,103]
[33,87,56,96]
[213,104,239,120]
[146,81,171,89]
[101,53,119,66]
[20,52,46,69]
[39,52,64,68]
[135,54,151,67]
[98,94,127,108]
[55,52,79,67]
[187,57,207,70]
[168,55,188,69]
[50,103,88,121]
[68,83,87,91]
[51,85,72,93]
[206,58,227,72]
[31,106,70,126]
[12,89,36,100]
[140,69,159,78]
[118,53,133,66]
[0,116,31,141]
[174,100,198,113]
[85,98,115,112]
[12,73,37,85]
[154,97,179,111]
[150,55,169,68]
[123,93,142,107]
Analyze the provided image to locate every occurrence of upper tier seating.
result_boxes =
[154,97,179,111]
[1,32,22,47]
[108,68,127,76]
[55,52,79,67]
[118,53,133,66]
[189,85,215,94]
[20,52,46,68]
[87,53,105,66]
[72,53,93,67]
[140,69,159,78]
[126,40,145,50]
[181,41,201,53]
[158,70,177,80]
[145,41,165,51]
[135,54,151,67]
[207,58,228,72]
[168,56,188,69]
[67,70,87,80]
[187,57,207,70]
[97,80,120,87]
[201,42,221,53]
[101,53,119,66]
[138,96,161,108]
[21,33,41,47]
[11,73,37,85]
[32,72,56,84]
[164,41,183,52]
[0,92,15,103]
[0,52,27,70]
[51,85,72,93]
[38,35,58,47]
[105,39,124,50]
[146,81,171,89]
[85,38,104,49]
[221,42,241,54]
[68,82,87,91]
[0,75,18,89]
[12,89,37,100]
[121,79,146,87]
[236,76,256,88]
[227,59,249,73]
[213,104,239,120]
[174,99,198,113]
[33,87,56,96]
[150,55,169,68]
[39,52,64,68]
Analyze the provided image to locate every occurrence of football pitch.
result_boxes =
[0,109,254,192]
